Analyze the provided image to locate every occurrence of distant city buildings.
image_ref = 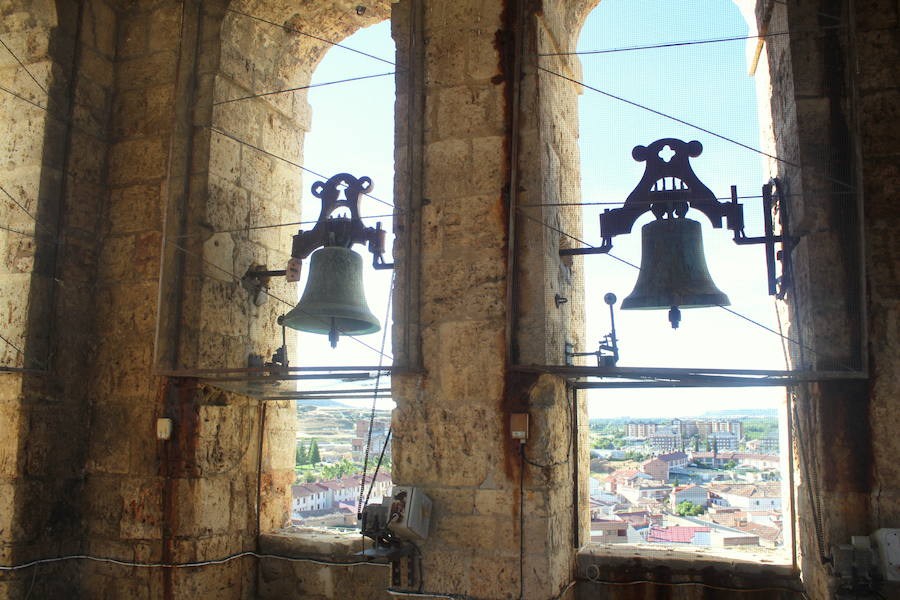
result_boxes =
[590,416,785,554]
[626,419,746,451]
[291,472,392,526]
[707,431,738,451]
[351,418,391,461]
[746,435,779,453]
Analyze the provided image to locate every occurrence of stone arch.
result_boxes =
[176,0,393,372]
[159,0,396,540]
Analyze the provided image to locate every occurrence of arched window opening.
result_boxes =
[290,21,397,530]
[574,0,791,559]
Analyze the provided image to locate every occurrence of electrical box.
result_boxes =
[510,413,529,441]
[156,418,173,440]
[387,487,432,541]
[873,528,900,582]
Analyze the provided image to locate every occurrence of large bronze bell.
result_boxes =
[622,217,729,327]
[279,246,380,345]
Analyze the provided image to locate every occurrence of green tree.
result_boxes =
[675,501,706,516]
[309,439,321,464]
[296,442,308,465]
[303,471,317,483]
[723,459,737,470]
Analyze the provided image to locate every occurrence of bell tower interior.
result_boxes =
[0,0,898,599]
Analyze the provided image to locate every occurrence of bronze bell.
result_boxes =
[622,217,729,328]
[279,246,380,346]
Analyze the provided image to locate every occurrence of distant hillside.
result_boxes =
[701,408,778,418]
[295,399,353,408]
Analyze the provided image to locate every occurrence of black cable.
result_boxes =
[519,443,526,600]
[0,332,27,358]
[213,72,395,105]
[359,276,395,517]
[0,551,387,571]
[519,190,858,208]
[174,213,396,238]
[538,26,849,57]
[582,573,806,595]
[224,7,396,68]
[363,428,392,509]
[0,35,48,95]
[536,65,856,192]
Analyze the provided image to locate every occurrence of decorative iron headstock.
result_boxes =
[290,173,390,266]
[597,139,743,250]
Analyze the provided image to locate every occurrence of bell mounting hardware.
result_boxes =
[244,173,393,348]
[561,138,787,328]
[290,173,392,269]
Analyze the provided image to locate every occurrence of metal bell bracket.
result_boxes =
[291,173,393,269]
[565,293,620,366]
[559,138,788,297]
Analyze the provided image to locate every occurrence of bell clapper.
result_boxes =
[668,306,682,329]
[328,318,339,348]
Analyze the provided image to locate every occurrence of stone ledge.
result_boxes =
[259,527,379,561]
[577,543,801,593]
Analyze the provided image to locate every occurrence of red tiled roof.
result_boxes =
[647,526,710,544]
[658,452,688,462]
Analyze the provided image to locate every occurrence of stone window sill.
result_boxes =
[578,543,801,593]
[259,527,376,559]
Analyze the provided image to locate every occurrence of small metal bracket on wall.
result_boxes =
[565,293,620,366]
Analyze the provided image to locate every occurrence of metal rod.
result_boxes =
[262,394,393,401]
[558,246,610,256]
[257,388,391,396]
[198,373,374,383]
[158,365,398,376]
[762,183,778,295]
[512,364,867,380]
[573,377,860,388]
[246,269,287,278]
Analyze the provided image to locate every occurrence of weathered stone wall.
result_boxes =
[1,0,115,597]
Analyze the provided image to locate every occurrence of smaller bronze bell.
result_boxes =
[622,217,730,328]
[279,246,380,346]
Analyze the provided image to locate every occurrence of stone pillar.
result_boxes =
[391,1,588,597]
[761,1,899,598]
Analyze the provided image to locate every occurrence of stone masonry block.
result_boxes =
[108,137,169,186]
[423,138,470,199]
[108,183,163,235]
[434,319,505,402]
[202,232,236,283]
[209,128,242,184]
[114,84,175,139]
[147,4,182,53]
[206,174,250,232]
[421,256,506,323]
[117,51,178,91]
[195,476,232,534]
[0,403,21,477]
[468,554,520,598]
[119,477,163,540]
[435,85,504,141]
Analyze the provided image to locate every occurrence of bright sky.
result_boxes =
[294,1,787,418]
